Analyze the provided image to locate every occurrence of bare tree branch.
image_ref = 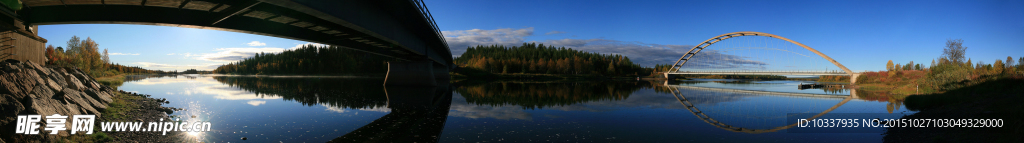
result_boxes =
[943,39,967,64]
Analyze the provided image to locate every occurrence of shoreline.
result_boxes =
[0,60,185,142]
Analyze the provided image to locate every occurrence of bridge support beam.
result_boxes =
[385,61,437,86]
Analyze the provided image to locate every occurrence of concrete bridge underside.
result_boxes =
[16,0,451,86]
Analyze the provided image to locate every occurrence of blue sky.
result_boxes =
[39,0,1023,71]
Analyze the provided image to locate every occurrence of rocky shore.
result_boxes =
[0,60,182,142]
[98,91,187,143]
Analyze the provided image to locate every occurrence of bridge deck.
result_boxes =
[666,85,852,99]
[668,72,849,76]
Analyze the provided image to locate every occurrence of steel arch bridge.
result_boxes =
[666,32,862,83]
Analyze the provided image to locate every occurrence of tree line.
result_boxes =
[454,43,653,76]
[44,36,166,77]
[212,44,395,75]
[875,39,1022,91]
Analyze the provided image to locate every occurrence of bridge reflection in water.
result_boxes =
[664,81,858,134]
[328,84,453,142]
[200,76,884,142]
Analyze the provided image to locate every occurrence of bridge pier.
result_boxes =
[664,73,680,80]
[850,73,861,84]
[433,63,450,83]
[385,61,437,86]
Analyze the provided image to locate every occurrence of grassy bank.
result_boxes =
[95,74,127,88]
[59,91,136,142]
[60,75,135,142]
[854,70,934,95]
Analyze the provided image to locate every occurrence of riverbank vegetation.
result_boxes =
[857,39,1022,96]
[880,39,1023,142]
[452,43,654,78]
[44,36,168,77]
[95,74,127,88]
[212,44,394,75]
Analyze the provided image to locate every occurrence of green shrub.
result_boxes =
[927,63,972,91]
[91,132,113,142]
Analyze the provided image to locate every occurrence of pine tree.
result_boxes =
[607,62,616,74]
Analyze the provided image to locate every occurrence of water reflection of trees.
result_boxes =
[454,80,672,109]
[211,76,388,109]
[853,90,906,113]
[821,87,846,94]
[124,74,191,82]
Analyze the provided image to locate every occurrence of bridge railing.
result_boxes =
[669,70,849,74]
[410,0,452,59]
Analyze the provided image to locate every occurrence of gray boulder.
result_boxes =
[2,63,19,73]
[0,69,39,99]
[62,71,85,90]
[25,93,74,122]
[84,89,113,104]
[43,78,62,93]
[47,68,68,90]
[57,88,101,117]
[0,94,24,125]
[24,61,50,76]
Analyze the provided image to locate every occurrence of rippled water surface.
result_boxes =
[119,75,913,142]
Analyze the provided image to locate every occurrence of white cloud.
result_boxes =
[192,48,286,62]
[289,42,328,50]
[443,27,534,55]
[247,100,267,106]
[545,31,566,35]
[188,43,328,63]
[245,41,267,46]
[109,53,140,55]
[167,53,176,55]
[447,94,532,120]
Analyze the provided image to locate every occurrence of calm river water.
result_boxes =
[118,75,913,142]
